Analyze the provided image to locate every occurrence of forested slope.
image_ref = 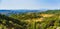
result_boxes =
[0,14,28,29]
[0,10,60,29]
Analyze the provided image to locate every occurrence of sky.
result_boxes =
[0,0,60,10]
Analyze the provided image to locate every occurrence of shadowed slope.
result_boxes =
[0,14,28,26]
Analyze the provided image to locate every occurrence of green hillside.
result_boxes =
[0,10,60,29]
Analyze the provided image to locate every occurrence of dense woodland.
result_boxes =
[0,10,60,29]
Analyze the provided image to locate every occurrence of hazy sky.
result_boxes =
[0,0,60,9]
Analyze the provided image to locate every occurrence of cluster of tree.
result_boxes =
[10,12,42,20]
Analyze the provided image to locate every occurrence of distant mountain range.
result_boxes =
[0,9,47,16]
